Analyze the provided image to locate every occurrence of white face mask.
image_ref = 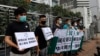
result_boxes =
[68,22,71,25]
[80,21,82,24]
[74,23,77,26]
[59,20,62,24]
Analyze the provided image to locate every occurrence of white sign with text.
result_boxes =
[42,27,54,41]
[54,29,72,53]
[54,29,84,53]
[15,32,38,50]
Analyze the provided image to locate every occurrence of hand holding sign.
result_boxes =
[18,48,25,51]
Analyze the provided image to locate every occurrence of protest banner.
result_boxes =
[71,30,84,50]
[42,27,54,41]
[54,29,73,53]
[15,32,38,50]
[48,29,84,54]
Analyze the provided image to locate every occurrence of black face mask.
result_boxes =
[41,21,46,25]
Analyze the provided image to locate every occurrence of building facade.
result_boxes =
[89,0,100,32]
[60,0,77,9]
[30,0,53,6]
[71,0,92,29]
[71,0,92,40]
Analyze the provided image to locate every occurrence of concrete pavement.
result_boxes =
[77,33,100,56]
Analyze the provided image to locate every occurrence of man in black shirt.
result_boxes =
[35,15,48,56]
[5,7,31,56]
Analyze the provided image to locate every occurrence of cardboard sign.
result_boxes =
[42,27,54,41]
[15,32,38,50]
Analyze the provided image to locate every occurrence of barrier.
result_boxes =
[0,35,10,56]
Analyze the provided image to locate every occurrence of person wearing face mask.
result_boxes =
[5,7,31,56]
[35,15,48,56]
[52,17,62,33]
[63,19,71,29]
[77,19,84,30]
[52,17,63,56]
[63,18,71,56]
[71,21,78,30]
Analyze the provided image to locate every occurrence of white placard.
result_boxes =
[54,29,84,53]
[42,27,54,41]
[72,30,83,50]
[54,29,72,53]
[15,32,38,50]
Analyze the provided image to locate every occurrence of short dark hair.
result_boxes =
[78,25,84,30]
[39,15,46,19]
[65,19,71,22]
[54,16,62,23]
[14,7,27,16]
[71,21,77,26]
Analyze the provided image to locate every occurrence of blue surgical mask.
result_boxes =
[19,16,27,22]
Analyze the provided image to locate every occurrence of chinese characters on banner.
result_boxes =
[54,29,84,53]
[72,30,83,50]
[15,32,38,50]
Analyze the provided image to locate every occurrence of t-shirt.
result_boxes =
[35,25,47,50]
[5,21,30,54]
[52,24,62,33]
[63,24,70,29]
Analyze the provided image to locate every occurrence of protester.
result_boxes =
[52,17,63,56]
[63,18,72,56]
[35,15,48,56]
[78,23,85,52]
[71,20,78,30]
[76,19,84,29]
[52,17,62,33]
[63,18,71,29]
[5,7,31,56]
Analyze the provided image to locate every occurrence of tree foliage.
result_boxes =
[52,5,82,17]
[0,0,30,10]
[34,3,50,14]
[11,0,30,10]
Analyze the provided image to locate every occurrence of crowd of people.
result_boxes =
[4,7,85,56]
